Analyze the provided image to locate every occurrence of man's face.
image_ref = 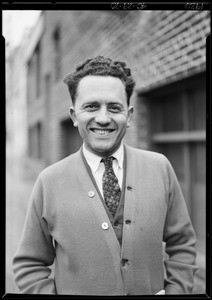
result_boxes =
[70,75,133,157]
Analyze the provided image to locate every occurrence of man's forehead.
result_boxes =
[78,75,125,88]
[76,76,126,103]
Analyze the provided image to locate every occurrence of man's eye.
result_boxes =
[109,105,121,112]
[85,104,98,110]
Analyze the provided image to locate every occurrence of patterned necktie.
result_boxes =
[102,156,121,217]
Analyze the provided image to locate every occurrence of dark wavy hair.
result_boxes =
[63,56,135,106]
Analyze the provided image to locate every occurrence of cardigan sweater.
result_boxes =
[13,145,198,295]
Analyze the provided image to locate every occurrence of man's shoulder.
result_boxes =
[125,144,167,162]
[125,145,171,176]
[38,150,81,181]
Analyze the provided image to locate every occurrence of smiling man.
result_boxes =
[13,56,198,295]
[70,75,133,157]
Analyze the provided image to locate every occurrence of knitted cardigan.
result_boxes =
[13,145,198,295]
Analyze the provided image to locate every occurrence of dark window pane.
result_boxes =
[188,87,206,131]
[162,94,184,132]
[150,92,184,133]
[156,144,185,181]
[190,142,206,249]
[36,43,41,98]
[53,26,61,82]
[190,143,206,183]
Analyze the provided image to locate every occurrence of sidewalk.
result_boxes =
[6,155,45,293]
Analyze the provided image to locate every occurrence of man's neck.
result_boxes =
[82,143,124,159]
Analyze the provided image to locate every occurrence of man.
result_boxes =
[13,56,198,295]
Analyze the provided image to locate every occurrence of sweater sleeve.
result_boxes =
[162,157,198,294]
[12,175,56,294]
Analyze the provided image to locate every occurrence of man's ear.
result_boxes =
[127,106,134,128]
[69,106,78,127]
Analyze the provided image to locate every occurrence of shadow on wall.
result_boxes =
[60,118,83,159]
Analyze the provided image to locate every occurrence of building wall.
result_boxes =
[26,10,209,162]
[25,10,210,293]
[6,41,28,159]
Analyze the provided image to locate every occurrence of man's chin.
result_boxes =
[91,144,118,157]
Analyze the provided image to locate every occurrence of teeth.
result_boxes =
[92,129,112,135]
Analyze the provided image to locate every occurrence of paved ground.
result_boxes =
[6,156,44,294]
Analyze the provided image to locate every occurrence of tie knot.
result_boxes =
[101,156,114,169]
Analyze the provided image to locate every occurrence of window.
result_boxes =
[28,121,43,159]
[53,26,61,82]
[27,59,33,103]
[35,43,41,98]
[37,122,43,159]
[144,73,206,260]
[27,40,41,101]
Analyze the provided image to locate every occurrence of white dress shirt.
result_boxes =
[82,143,124,196]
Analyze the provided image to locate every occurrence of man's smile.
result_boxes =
[90,128,116,136]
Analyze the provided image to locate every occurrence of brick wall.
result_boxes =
[26,10,210,164]
[131,10,210,91]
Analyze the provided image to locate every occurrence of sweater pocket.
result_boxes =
[134,269,151,295]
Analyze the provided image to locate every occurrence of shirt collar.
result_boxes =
[82,143,124,173]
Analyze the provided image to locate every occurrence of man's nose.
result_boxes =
[95,108,111,125]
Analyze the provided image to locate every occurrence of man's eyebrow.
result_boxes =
[80,101,125,108]
[82,101,99,106]
[107,102,124,106]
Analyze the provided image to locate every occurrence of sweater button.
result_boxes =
[121,259,129,266]
[101,222,109,230]
[125,219,131,225]
[114,220,119,226]
[88,191,95,198]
